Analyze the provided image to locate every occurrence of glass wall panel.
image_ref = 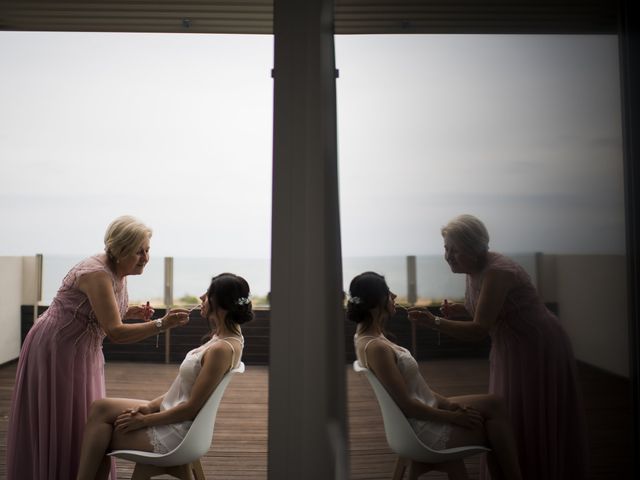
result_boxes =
[335,34,627,374]
[1,31,273,308]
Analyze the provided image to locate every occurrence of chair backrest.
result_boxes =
[150,362,245,466]
[353,360,489,463]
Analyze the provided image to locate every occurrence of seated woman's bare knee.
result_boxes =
[88,398,146,424]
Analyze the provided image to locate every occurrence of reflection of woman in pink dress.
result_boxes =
[409,214,588,480]
[6,216,190,480]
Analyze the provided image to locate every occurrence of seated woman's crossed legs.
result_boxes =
[77,398,155,480]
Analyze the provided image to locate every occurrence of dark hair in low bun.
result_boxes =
[346,272,390,330]
[207,273,254,335]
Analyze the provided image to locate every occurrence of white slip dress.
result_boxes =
[146,335,243,454]
[355,334,452,450]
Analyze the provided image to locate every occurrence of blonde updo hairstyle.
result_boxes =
[441,214,490,257]
[104,215,152,262]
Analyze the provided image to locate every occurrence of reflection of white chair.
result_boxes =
[353,360,489,480]
[109,362,245,480]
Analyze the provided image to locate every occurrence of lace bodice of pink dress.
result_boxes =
[6,254,126,480]
[466,252,588,480]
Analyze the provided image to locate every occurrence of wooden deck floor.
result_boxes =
[0,358,632,479]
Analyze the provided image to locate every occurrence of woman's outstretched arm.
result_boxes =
[78,271,189,344]
[408,269,513,342]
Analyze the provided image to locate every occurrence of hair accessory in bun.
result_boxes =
[347,295,362,305]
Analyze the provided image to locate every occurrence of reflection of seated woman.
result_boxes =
[76,273,253,480]
[348,272,522,480]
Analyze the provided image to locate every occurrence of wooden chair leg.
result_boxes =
[131,463,163,480]
[166,464,194,479]
[392,456,409,480]
[440,460,469,480]
[190,459,206,480]
[390,457,469,480]
[407,460,436,480]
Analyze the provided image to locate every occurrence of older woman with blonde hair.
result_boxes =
[409,214,588,480]
[7,215,190,480]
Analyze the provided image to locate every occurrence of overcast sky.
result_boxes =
[0,32,625,259]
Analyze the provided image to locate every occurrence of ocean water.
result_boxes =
[40,253,537,306]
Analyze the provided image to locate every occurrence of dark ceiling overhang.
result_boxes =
[0,0,620,35]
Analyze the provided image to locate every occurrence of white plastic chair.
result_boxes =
[109,362,245,480]
[353,360,489,480]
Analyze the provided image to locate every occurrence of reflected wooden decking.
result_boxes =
[0,358,632,479]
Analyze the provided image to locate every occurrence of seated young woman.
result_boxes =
[348,271,522,480]
[76,273,253,480]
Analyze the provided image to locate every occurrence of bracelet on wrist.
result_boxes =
[434,316,442,345]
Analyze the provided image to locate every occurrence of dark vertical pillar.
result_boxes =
[269,0,347,478]
[619,0,640,475]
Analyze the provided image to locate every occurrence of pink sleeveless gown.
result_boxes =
[467,252,588,480]
[6,255,124,480]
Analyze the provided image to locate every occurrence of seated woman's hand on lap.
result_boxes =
[445,407,484,429]
[114,410,148,433]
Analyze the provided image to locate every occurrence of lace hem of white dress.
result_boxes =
[411,419,453,451]
[434,424,452,450]
[146,428,170,454]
